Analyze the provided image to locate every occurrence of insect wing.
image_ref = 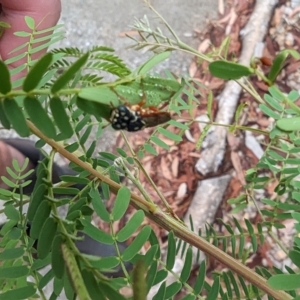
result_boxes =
[143,112,171,128]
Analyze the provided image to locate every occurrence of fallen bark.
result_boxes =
[196,0,278,175]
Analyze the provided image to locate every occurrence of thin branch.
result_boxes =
[27,120,292,300]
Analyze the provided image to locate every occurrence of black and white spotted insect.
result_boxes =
[110,101,172,132]
[110,105,146,132]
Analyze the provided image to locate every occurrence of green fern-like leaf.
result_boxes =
[7,21,64,82]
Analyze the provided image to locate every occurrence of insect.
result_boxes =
[110,105,146,132]
[110,101,171,132]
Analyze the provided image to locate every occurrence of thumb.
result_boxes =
[0,0,61,75]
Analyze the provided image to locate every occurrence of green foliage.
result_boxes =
[23,52,53,92]
[268,49,300,83]
[208,61,254,80]
[0,61,12,94]
[0,7,299,300]
[3,98,30,137]
[37,217,58,259]
[24,96,57,139]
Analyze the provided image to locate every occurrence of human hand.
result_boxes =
[0,1,61,181]
[0,0,61,75]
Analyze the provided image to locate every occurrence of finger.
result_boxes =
[0,0,61,77]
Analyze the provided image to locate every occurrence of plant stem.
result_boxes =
[61,243,91,300]
[144,0,180,42]
[192,119,268,135]
[247,191,289,255]
[27,120,292,300]
[238,78,264,104]
[121,131,173,210]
